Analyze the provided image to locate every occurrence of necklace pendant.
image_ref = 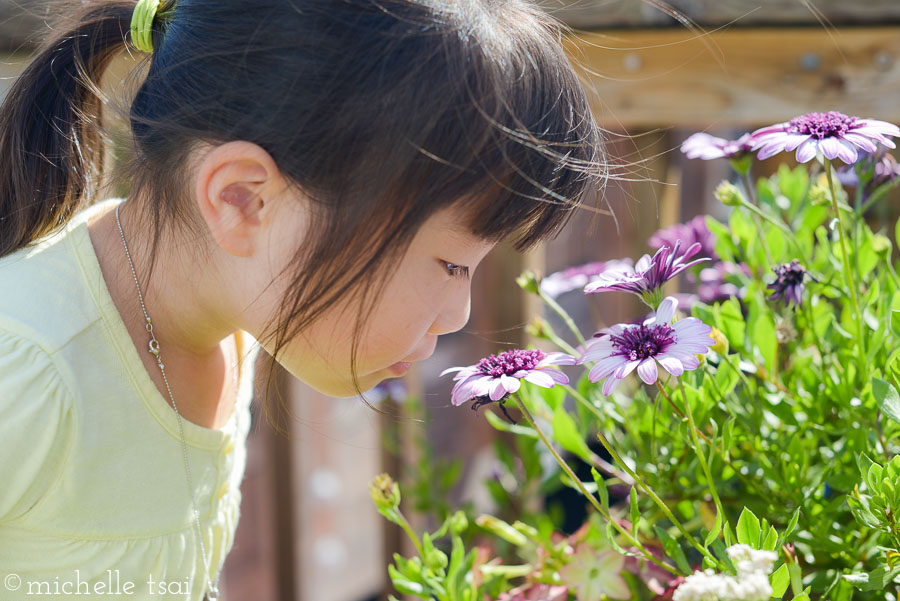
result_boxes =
[148,338,160,356]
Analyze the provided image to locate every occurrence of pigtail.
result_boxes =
[0,1,136,258]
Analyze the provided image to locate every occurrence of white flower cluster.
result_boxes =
[672,544,778,601]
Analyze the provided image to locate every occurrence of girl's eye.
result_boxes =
[441,260,470,280]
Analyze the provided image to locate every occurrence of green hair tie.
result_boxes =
[130,0,175,53]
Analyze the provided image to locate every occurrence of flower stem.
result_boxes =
[544,329,580,357]
[824,160,868,375]
[537,288,586,346]
[654,381,690,427]
[741,172,774,265]
[394,510,425,558]
[509,394,679,576]
[594,424,726,571]
[677,378,728,536]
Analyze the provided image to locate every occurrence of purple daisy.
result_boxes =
[540,259,633,299]
[578,296,714,396]
[750,111,900,165]
[648,215,717,260]
[766,260,817,311]
[584,241,709,309]
[680,132,753,160]
[441,349,575,408]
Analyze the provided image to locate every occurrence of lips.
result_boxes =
[388,361,412,376]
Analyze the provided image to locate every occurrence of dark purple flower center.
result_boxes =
[772,260,807,286]
[788,111,857,139]
[477,349,545,377]
[609,324,675,361]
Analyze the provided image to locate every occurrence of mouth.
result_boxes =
[385,339,437,377]
[387,361,412,376]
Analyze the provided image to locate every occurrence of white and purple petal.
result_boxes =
[636,359,659,385]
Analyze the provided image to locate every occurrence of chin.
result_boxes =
[294,370,383,399]
[275,352,389,398]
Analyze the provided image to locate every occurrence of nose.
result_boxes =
[428,287,471,336]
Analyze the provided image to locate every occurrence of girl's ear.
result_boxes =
[194,140,283,257]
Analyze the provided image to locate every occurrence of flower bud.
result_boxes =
[449,510,469,536]
[809,175,830,206]
[782,543,796,565]
[369,473,401,512]
[714,181,745,207]
[709,326,729,355]
[516,270,540,294]
[873,234,892,258]
[425,548,449,572]
[475,514,528,547]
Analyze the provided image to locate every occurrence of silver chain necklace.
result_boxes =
[115,201,237,601]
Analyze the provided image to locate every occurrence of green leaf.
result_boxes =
[777,508,801,547]
[736,507,761,548]
[843,566,900,591]
[771,564,790,599]
[710,538,737,574]
[761,524,778,551]
[722,416,736,455]
[872,378,900,426]
[723,521,735,547]
[704,508,724,548]
[388,565,427,596]
[591,467,609,514]
[847,492,881,528]
[630,487,640,533]
[540,383,566,412]
[892,292,900,336]
[654,524,691,575]
[778,164,809,210]
[707,216,737,263]
[729,209,757,256]
[445,535,466,601]
[713,356,740,396]
[551,404,592,463]
[866,463,885,493]
[858,452,878,479]
[716,298,745,350]
[747,305,776,374]
[896,216,900,249]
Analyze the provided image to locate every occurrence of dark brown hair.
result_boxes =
[0,0,604,432]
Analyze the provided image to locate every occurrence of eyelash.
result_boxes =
[442,260,470,280]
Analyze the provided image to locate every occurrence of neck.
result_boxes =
[92,198,238,363]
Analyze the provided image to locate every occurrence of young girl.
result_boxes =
[0,0,603,599]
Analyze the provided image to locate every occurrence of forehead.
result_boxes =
[415,205,495,253]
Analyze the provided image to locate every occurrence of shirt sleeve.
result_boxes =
[0,327,76,524]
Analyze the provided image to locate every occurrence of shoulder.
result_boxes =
[0,210,103,354]
[0,324,77,423]
[0,327,78,523]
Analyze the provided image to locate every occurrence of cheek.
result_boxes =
[358,280,439,360]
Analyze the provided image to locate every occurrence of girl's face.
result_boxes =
[194,141,495,397]
[249,200,496,397]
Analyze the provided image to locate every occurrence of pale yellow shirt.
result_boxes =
[0,197,262,600]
